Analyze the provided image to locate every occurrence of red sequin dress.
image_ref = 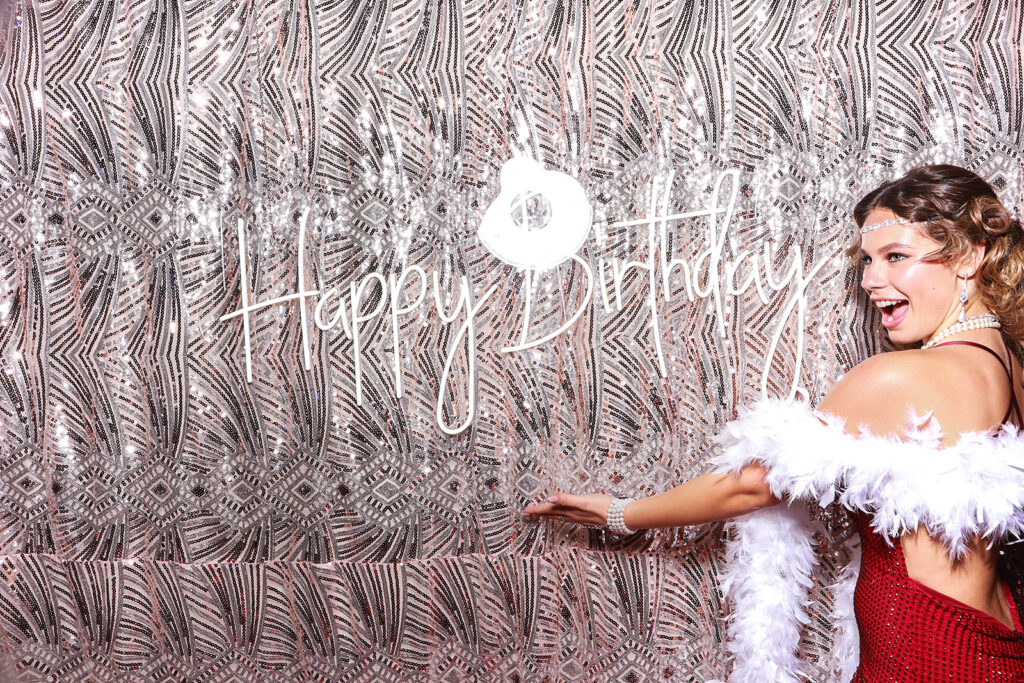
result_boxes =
[851,341,1024,682]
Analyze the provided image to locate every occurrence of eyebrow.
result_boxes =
[862,241,913,253]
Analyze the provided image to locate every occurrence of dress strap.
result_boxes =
[931,340,1023,426]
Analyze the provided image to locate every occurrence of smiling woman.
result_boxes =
[849,165,1024,346]
[524,164,1024,682]
[856,214,984,342]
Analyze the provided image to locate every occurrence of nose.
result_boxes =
[860,261,886,292]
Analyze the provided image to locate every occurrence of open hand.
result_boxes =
[523,492,613,526]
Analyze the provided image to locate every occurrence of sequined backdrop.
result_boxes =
[0,0,1021,680]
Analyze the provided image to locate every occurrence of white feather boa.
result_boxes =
[711,399,1024,682]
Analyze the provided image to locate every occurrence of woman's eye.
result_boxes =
[887,253,907,262]
[860,254,872,265]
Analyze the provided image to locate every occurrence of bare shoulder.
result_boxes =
[818,350,947,438]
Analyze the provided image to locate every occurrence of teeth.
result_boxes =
[874,299,905,308]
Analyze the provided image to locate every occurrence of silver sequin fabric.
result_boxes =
[0,0,1021,680]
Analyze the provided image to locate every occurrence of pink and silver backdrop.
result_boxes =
[0,0,1022,680]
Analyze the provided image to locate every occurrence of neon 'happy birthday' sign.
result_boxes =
[221,160,830,434]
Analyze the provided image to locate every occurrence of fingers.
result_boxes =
[522,502,556,516]
[523,493,564,515]
[551,492,573,506]
[522,492,603,526]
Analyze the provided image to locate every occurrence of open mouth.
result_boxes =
[875,299,909,328]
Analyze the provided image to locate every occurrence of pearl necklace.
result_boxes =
[921,313,1001,349]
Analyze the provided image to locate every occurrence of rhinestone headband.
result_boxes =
[859,216,912,234]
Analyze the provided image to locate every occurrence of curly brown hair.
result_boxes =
[848,164,1024,345]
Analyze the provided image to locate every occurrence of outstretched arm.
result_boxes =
[523,463,778,530]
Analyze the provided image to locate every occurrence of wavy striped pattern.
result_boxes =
[0,0,1021,679]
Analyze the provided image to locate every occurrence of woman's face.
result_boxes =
[858,208,962,345]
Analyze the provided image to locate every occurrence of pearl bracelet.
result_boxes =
[605,498,635,534]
